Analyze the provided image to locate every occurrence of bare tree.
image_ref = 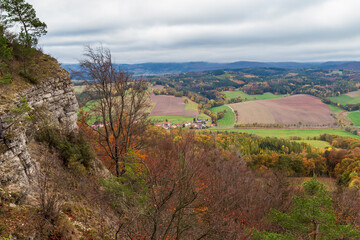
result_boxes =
[78,45,149,177]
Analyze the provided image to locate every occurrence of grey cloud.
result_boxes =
[27,0,360,63]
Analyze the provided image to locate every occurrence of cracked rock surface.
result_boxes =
[0,67,78,197]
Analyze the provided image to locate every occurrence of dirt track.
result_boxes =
[149,94,198,117]
[228,94,336,126]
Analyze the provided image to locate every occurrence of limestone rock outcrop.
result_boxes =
[0,66,78,197]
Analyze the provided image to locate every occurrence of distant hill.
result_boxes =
[319,61,360,71]
[62,61,360,77]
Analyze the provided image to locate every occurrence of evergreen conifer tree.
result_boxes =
[1,0,46,47]
[253,178,360,240]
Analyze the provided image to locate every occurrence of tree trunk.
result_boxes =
[115,159,121,177]
[114,145,121,177]
[314,222,319,239]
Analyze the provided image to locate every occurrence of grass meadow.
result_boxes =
[207,128,359,149]
[328,92,360,105]
[210,105,235,127]
[347,111,360,126]
[149,114,210,124]
[183,97,199,111]
[149,116,195,124]
[328,104,343,113]
[223,90,286,102]
[294,140,331,149]
[229,128,360,139]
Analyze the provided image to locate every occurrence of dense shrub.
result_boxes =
[36,126,94,174]
[19,71,38,84]
[0,74,12,85]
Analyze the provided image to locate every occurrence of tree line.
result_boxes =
[322,97,360,112]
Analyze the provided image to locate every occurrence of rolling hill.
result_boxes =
[62,61,360,77]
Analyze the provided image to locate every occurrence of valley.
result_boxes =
[3,0,360,238]
[75,66,360,151]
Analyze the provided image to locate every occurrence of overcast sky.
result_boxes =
[27,0,360,64]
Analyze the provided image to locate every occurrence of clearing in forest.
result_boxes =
[228,94,336,126]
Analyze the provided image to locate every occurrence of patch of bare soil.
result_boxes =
[150,94,198,117]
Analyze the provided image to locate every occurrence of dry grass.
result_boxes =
[27,142,118,239]
[0,52,65,107]
[346,90,360,98]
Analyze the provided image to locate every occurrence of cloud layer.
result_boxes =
[28,0,360,63]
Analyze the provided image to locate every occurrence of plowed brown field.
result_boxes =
[150,94,198,117]
[228,94,336,126]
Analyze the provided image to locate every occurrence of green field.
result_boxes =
[226,128,360,149]
[80,100,98,112]
[228,129,360,139]
[294,140,331,149]
[223,90,286,102]
[210,105,235,127]
[328,104,342,113]
[347,111,360,126]
[207,128,356,149]
[328,91,360,105]
[149,116,194,124]
[183,97,198,111]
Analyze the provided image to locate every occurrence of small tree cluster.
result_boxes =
[0,0,47,76]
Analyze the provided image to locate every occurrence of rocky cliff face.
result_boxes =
[0,66,78,198]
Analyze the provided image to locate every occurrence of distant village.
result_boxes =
[152,118,214,130]
[90,118,214,130]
